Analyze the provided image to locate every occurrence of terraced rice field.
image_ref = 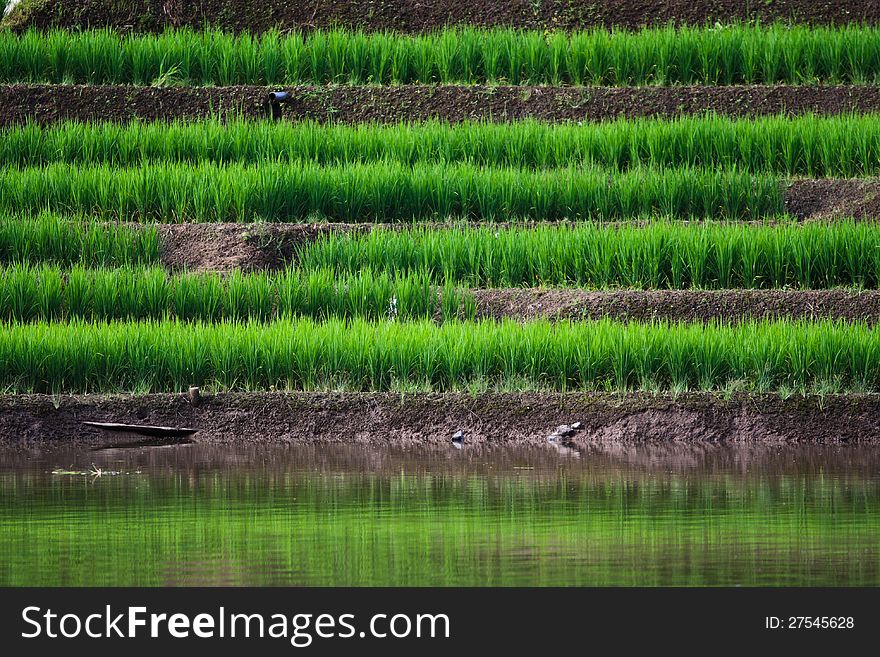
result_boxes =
[2,4,880,446]
[4,2,880,590]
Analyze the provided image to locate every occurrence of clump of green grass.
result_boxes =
[296,220,880,289]
[0,214,159,266]
[1,317,877,394]
[3,114,879,177]
[0,265,472,322]
[0,163,780,222]
[1,25,879,85]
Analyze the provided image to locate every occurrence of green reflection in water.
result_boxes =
[0,448,878,587]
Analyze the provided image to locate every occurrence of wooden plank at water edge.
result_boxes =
[82,422,198,438]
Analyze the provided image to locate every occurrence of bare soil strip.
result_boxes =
[4,84,880,126]
[2,391,877,447]
[785,179,880,220]
[11,0,880,33]
[473,289,880,324]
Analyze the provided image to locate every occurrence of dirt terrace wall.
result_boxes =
[4,84,880,127]
[2,392,879,448]
[473,289,880,324]
[8,1,880,33]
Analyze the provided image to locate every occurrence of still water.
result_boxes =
[0,444,878,586]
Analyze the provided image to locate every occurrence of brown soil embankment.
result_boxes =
[474,289,880,324]
[4,84,880,126]
[9,1,879,33]
[2,391,878,448]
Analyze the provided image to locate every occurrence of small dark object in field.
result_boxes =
[188,386,201,406]
[267,91,291,121]
[83,422,197,438]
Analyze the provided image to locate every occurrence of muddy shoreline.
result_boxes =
[1,392,879,448]
[11,0,880,33]
[5,84,880,126]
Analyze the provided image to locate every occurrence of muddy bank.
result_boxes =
[5,84,880,126]
[474,289,880,324]
[9,0,879,33]
[2,392,879,447]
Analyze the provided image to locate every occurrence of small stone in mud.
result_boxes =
[188,386,201,407]
[550,422,583,442]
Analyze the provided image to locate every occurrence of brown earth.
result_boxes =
[5,84,880,126]
[474,289,880,324]
[10,1,880,33]
[158,223,372,272]
[1,391,878,448]
[0,84,270,125]
[785,179,880,220]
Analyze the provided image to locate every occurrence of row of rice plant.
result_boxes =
[10,217,880,290]
[3,25,880,85]
[0,214,159,266]
[5,114,880,176]
[0,163,779,221]
[296,221,880,289]
[0,265,474,322]
[3,318,879,394]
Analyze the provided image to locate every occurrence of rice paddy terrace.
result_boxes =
[3,3,880,447]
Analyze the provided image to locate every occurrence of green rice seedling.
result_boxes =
[0,263,40,321]
[35,266,63,322]
[224,270,252,320]
[0,214,159,266]
[6,115,880,177]
[0,162,780,222]
[2,317,879,394]
[2,25,879,86]
[296,220,880,290]
[140,267,172,319]
[91,267,122,320]
[173,271,223,321]
[0,266,458,322]
[64,267,93,319]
